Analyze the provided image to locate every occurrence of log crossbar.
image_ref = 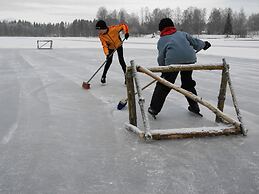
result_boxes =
[147,64,224,72]
[125,59,247,140]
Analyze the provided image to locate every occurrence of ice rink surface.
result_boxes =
[0,36,259,193]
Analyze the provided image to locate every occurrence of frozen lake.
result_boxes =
[0,36,259,193]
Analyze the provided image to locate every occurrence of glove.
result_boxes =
[125,33,129,40]
[203,41,211,50]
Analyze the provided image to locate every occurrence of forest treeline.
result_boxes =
[0,6,259,37]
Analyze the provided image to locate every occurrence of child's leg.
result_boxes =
[116,46,126,74]
[150,72,178,114]
[102,49,114,78]
[180,71,199,110]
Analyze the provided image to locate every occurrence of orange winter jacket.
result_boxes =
[98,24,129,56]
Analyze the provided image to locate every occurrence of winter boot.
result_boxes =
[188,105,203,117]
[101,77,106,84]
[148,107,157,119]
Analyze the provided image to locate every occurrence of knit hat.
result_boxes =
[96,20,108,30]
[159,18,175,31]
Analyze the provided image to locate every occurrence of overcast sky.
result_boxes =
[0,0,259,23]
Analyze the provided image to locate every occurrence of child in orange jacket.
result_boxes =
[95,20,129,84]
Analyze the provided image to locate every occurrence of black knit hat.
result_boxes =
[159,18,175,31]
[96,20,108,30]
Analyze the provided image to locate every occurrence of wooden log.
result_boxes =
[125,123,240,140]
[125,123,144,138]
[224,59,248,136]
[137,65,242,131]
[150,125,240,140]
[146,64,224,73]
[216,59,228,122]
[131,60,152,139]
[126,66,137,126]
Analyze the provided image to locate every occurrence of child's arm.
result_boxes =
[185,33,205,52]
[99,36,109,56]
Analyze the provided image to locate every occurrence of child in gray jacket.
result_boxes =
[148,18,211,118]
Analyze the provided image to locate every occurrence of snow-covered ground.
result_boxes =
[0,36,259,194]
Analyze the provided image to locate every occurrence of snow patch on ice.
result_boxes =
[1,123,18,144]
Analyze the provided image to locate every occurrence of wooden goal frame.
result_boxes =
[124,59,247,140]
[37,40,53,49]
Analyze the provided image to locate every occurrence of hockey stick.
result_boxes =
[82,38,126,89]
[117,79,156,110]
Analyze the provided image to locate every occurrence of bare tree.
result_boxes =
[207,8,224,34]
[118,9,127,23]
[161,8,172,18]
[127,13,141,35]
[247,13,259,34]
[181,7,194,33]
[232,9,247,37]
[96,7,108,20]
[223,8,233,35]
[192,8,206,34]
[171,7,182,27]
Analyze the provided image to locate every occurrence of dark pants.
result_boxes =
[150,70,199,114]
[102,46,126,78]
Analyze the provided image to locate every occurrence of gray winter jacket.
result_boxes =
[157,31,205,66]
